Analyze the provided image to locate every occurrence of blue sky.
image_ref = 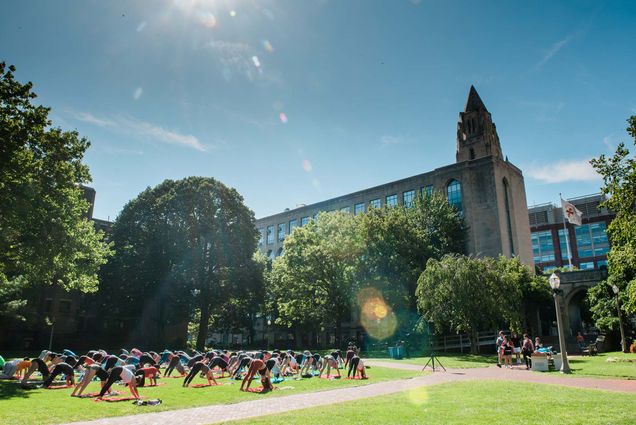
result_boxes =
[2,0,635,220]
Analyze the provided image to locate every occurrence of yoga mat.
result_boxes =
[190,382,219,388]
[95,396,143,403]
[46,385,73,389]
[344,376,369,380]
[77,391,120,398]
[318,375,341,379]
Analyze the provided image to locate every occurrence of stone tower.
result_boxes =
[456,86,503,163]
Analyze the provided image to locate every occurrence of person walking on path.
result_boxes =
[522,334,535,370]
[495,331,505,368]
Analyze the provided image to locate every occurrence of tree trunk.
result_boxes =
[196,298,210,351]
[469,328,479,354]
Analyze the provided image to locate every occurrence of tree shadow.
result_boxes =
[0,380,35,400]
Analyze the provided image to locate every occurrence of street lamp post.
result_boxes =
[611,285,627,353]
[267,319,272,351]
[549,273,571,374]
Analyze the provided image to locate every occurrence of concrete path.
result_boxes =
[65,362,636,425]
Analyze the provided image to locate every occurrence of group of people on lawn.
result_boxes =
[0,342,367,400]
[495,331,542,369]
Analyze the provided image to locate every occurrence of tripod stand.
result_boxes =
[421,321,446,372]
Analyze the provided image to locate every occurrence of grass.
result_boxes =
[541,351,636,380]
[366,353,497,368]
[226,380,636,425]
[0,366,421,425]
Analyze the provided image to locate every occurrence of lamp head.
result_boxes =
[549,273,560,290]
[611,284,619,295]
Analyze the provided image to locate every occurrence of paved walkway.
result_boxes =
[65,362,636,425]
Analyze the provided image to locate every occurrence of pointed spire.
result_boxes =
[464,85,488,112]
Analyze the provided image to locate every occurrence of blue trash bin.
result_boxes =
[388,347,396,359]
[395,346,404,360]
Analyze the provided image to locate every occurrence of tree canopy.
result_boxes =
[98,177,260,349]
[268,193,466,344]
[416,255,529,353]
[0,62,112,320]
[589,115,636,321]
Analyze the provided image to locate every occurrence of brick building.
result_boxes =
[256,86,534,267]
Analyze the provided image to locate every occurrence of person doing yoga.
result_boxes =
[42,362,75,388]
[182,361,218,387]
[240,359,273,392]
[164,353,186,377]
[71,364,110,397]
[319,354,341,378]
[135,366,160,387]
[98,366,140,399]
[347,355,367,379]
[21,358,50,383]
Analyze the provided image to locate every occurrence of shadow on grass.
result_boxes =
[0,380,34,400]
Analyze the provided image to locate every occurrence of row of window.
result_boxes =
[531,222,610,265]
[258,181,463,246]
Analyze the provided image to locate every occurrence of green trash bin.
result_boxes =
[395,346,404,360]
[388,347,396,359]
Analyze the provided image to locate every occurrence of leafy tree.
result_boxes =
[0,62,112,320]
[416,255,525,353]
[589,116,636,319]
[357,193,465,330]
[99,177,259,349]
[268,212,362,344]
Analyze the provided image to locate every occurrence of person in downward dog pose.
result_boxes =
[98,365,140,399]
[319,354,341,378]
[71,364,110,397]
[347,355,367,379]
[240,359,273,392]
[182,361,218,387]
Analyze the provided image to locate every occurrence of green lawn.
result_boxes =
[0,366,420,425]
[541,352,636,380]
[226,380,636,425]
[367,353,497,368]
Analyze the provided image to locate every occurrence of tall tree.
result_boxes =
[101,177,259,349]
[268,212,362,344]
[590,116,636,316]
[416,255,524,353]
[0,62,111,320]
[357,193,465,328]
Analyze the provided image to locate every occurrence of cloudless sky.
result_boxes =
[2,0,635,220]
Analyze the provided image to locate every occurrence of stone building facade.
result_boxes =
[256,86,534,267]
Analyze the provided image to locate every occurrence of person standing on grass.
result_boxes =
[495,330,505,368]
[521,334,535,370]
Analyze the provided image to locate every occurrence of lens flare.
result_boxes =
[262,40,274,53]
[279,112,288,124]
[358,288,397,340]
[230,10,237,17]
[406,386,429,405]
[252,56,261,68]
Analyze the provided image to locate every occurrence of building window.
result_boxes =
[276,247,284,257]
[386,194,397,207]
[289,219,297,234]
[340,206,351,214]
[301,216,310,226]
[447,179,462,212]
[267,250,274,260]
[575,222,609,258]
[421,185,433,198]
[58,299,72,315]
[277,223,286,241]
[531,230,556,263]
[469,147,475,160]
[558,228,571,260]
[354,203,365,215]
[403,190,415,208]
[579,261,595,270]
[257,228,264,246]
[369,199,381,209]
[597,260,608,269]
[266,225,274,245]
